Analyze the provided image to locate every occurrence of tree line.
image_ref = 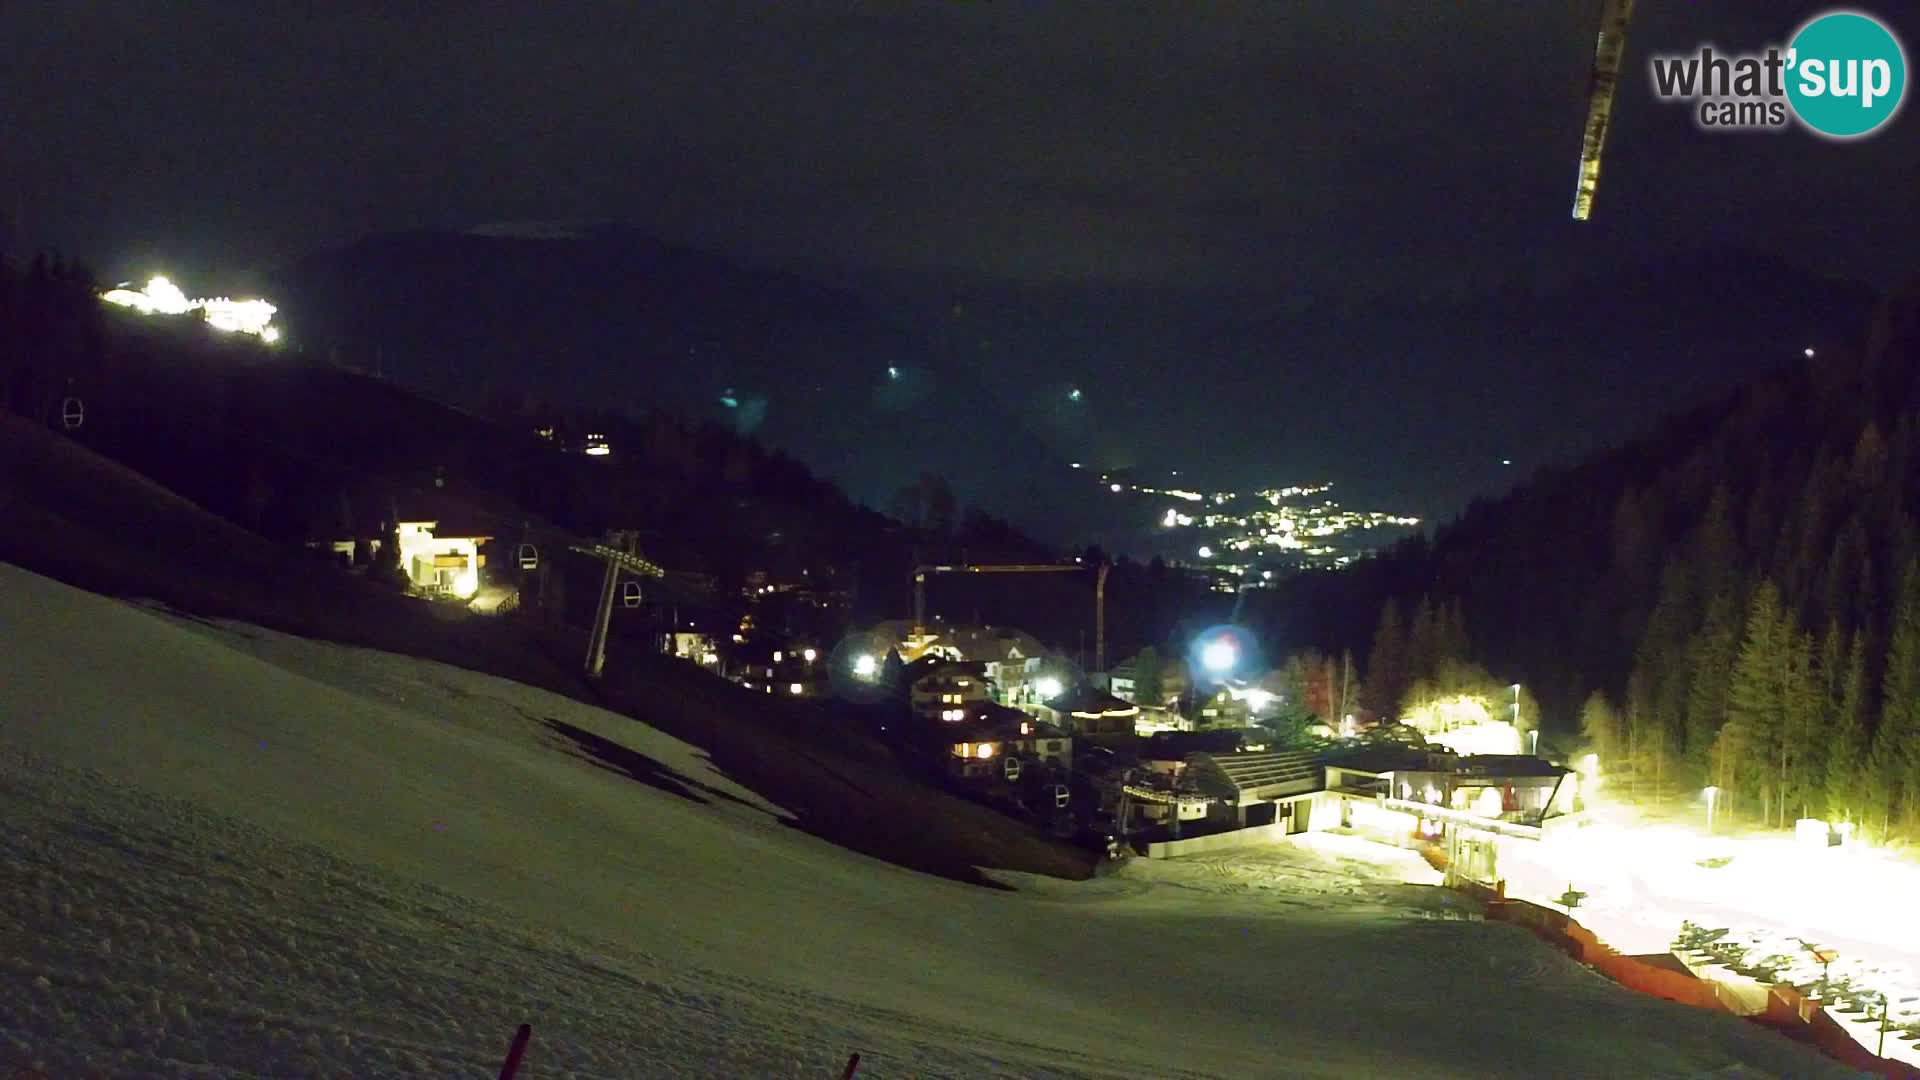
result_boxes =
[1255,289,1920,838]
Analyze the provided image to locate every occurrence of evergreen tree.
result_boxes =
[371,520,407,588]
[881,647,906,690]
[1132,646,1163,706]
[1724,581,1789,820]
[1407,595,1441,685]
[1877,560,1920,826]
[1826,634,1868,823]
[1781,630,1824,822]
[1580,690,1622,765]
[1442,598,1471,666]
[1863,732,1899,839]
[1682,591,1739,777]
[1364,598,1408,717]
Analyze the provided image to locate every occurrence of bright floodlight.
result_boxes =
[1197,545,1213,559]
[453,570,480,599]
[1202,639,1236,673]
[1110,483,1123,493]
[1805,347,1816,359]
[1243,688,1274,712]
[853,654,877,678]
[802,648,817,662]
[1036,676,1064,701]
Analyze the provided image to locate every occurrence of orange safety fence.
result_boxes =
[1471,891,1919,1080]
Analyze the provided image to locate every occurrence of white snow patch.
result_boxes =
[0,563,1861,1078]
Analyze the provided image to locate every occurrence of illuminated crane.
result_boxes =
[913,562,1114,671]
[1571,0,1637,221]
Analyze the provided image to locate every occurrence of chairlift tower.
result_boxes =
[571,531,666,678]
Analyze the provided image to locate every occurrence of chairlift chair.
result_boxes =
[622,581,643,608]
[60,397,84,430]
[517,542,538,571]
[1053,784,1071,809]
[1003,756,1022,783]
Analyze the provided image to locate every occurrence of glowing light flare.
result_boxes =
[1201,639,1237,673]
[452,570,480,599]
[101,276,280,339]
[853,654,877,678]
[1036,676,1063,701]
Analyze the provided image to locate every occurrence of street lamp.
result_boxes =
[1202,639,1237,675]
[1704,786,1719,834]
[1512,684,1536,755]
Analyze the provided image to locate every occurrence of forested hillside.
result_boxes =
[1262,288,1920,837]
[0,252,1045,623]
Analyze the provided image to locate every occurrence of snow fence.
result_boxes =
[1458,881,1920,1080]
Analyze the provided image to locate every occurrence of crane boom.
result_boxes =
[1572,0,1636,221]
[913,562,1113,670]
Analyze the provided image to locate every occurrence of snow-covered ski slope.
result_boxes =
[0,564,1855,1078]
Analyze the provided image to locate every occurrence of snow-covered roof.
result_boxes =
[1184,750,1323,804]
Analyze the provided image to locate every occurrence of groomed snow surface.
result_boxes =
[0,564,1857,1078]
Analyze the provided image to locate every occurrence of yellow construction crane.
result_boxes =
[1572,0,1637,221]
[913,562,1114,671]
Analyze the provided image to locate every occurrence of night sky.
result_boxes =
[5,2,1917,537]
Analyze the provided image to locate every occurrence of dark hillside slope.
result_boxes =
[0,413,1094,884]
[273,227,1030,513]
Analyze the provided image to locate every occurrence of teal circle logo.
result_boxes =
[1786,11,1907,138]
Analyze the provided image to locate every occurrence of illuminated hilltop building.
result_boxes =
[101,276,281,343]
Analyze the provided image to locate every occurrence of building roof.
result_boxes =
[1320,743,1441,775]
[939,701,1031,741]
[906,657,988,687]
[1454,755,1569,779]
[1184,750,1323,804]
[1141,729,1247,761]
[869,622,1050,667]
[1045,685,1137,718]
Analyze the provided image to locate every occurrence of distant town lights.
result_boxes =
[1110,483,1123,493]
